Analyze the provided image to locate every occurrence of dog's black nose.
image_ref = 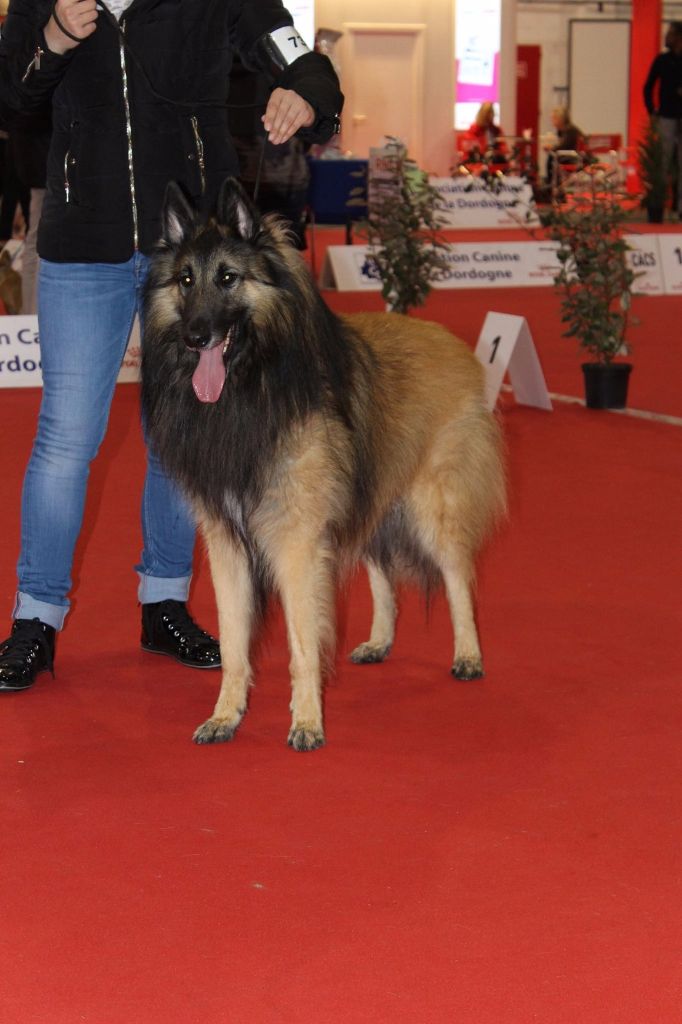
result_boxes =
[186,332,212,350]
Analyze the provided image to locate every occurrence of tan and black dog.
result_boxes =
[142,178,506,751]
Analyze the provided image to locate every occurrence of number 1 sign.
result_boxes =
[474,312,553,411]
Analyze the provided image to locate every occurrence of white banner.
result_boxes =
[321,235,681,294]
[431,175,539,229]
[320,241,559,291]
[0,315,141,389]
[656,234,682,294]
[433,240,558,288]
[0,316,41,388]
[626,235,665,295]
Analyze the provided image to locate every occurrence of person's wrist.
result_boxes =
[43,16,71,55]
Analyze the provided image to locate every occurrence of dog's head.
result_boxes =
[147,177,304,403]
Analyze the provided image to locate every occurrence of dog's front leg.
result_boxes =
[193,521,254,745]
[272,538,334,752]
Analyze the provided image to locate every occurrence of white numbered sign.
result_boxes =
[474,312,552,411]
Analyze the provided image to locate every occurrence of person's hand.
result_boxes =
[262,88,314,144]
[44,0,98,56]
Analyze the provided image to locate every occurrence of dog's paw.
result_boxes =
[349,641,391,664]
[287,724,326,752]
[451,657,484,681]
[193,717,239,744]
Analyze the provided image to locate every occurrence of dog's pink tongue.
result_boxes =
[192,346,226,403]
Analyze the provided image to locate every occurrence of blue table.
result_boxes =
[306,158,368,230]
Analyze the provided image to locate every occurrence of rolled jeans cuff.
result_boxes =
[136,572,192,605]
[13,592,68,631]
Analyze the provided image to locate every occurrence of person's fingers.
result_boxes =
[55,0,98,41]
[262,89,314,145]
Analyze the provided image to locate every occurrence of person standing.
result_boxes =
[643,21,682,217]
[228,55,311,249]
[0,120,31,246]
[8,108,51,313]
[0,0,343,691]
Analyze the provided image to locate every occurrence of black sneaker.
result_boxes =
[141,600,221,669]
[0,618,56,692]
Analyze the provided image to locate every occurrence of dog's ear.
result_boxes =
[161,181,195,248]
[216,176,259,240]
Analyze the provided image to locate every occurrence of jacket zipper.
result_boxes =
[118,19,139,249]
[64,148,72,203]
[22,46,44,82]
[190,115,206,193]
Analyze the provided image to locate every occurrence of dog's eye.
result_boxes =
[219,269,238,288]
[178,269,194,289]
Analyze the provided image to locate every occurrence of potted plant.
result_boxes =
[637,115,668,223]
[541,164,636,409]
[354,139,449,314]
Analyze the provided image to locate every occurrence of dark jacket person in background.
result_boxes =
[7,107,51,312]
[644,21,682,216]
[0,0,343,691]
[229,55,311,249]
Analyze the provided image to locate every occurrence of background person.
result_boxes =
[228,55,311,250]
[8,108,51,313]
[544,106,584,186]
[0,119,30,246]
[643,21,682,217]
[0,0,343,692]
[464,102,508,165]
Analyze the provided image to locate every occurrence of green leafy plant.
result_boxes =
[354,140,449,314]
[637,114,668,214]
[541,165,636,365]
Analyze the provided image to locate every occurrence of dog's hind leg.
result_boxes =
[441,551,484,681]
[410,483,485,679]
[349,560,396,664]
[411,408,504,680]
[193,522,255,744]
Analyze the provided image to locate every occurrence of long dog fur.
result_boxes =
[141,178,506,751]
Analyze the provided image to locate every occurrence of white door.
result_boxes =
[339,23,425,163]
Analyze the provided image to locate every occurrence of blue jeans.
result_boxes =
[13,254,196,630]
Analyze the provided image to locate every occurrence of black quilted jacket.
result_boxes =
[0,0,342,261]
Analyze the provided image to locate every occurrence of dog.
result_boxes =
[0,248,22,315]
[141,178,506,751]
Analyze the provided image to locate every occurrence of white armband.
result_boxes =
[263,25,311,69]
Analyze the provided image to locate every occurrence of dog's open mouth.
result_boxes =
[191,328,233,403]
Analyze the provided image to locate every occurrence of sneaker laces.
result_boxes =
[1,618,55,674]
[159,601,217,647]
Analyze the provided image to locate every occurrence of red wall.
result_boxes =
[628,0,663,189]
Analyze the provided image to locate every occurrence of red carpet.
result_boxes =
[1,260,682,1021]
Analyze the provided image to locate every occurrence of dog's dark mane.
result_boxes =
[141,198,379,542]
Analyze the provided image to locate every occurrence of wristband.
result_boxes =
[52,3,83,44]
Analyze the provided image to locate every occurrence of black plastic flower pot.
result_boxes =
[581,362,632,410]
